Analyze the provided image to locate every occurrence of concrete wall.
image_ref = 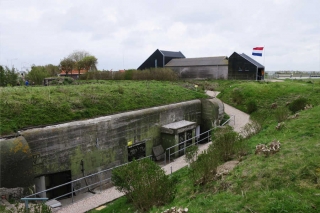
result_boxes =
[1,98,223,192]
[1,100,201,186]
[169,65,228,79]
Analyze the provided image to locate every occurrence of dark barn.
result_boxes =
[228,52,265,80]
[137,49,185,70]
[165,56,228,79]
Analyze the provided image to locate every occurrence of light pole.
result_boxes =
[10,58,18,69]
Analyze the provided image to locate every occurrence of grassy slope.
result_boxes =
[90,79,320,213]
[0,80,207,136]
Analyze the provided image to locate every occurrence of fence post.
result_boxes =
[24,200,29,210]
[164,150,166,165]
[208,131,210,143]
[99,172,102,192]
[169,149,171,164]
[71,182,74,203]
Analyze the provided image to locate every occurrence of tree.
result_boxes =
[82,56,98,72]
[74,60,85,78]
[59,58,75,77]
[26,66,50,85]
[68,50,90,62]
[44,64,60,77]
[0,65,18,87]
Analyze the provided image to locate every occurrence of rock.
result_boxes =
[271,103,277,109]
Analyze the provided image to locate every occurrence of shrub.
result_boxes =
[111,158,176,212]
[212,127,245,162]
[231,88,244,105]
[246,100,258,114]
[288,97,308,113]
[189,146,221,185]
[185,145,199,167]
[274,107,290,122]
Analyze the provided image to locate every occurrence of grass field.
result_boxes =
[0,80,207,136]
[89,79,320,213]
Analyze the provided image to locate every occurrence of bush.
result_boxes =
[274,107,290,122]
[185,145,199,167]
[212,127,245,162]
[49,77,74,85]
[288,97,308,113]
[231,88,244,105]
[246,100,258,114]
[111,158,176,212]
[132,68,178,81]
[189,146,221,186]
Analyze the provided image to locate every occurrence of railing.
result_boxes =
[164,115,235,164]
[21,198,48,210]
[22,155,152,209]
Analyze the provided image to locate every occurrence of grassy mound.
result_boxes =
[0,80,207,136]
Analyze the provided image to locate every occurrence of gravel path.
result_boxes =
[54,91,250,213]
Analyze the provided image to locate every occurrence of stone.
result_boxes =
[152,145,165,161]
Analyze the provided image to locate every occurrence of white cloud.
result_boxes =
[0,0,319,71]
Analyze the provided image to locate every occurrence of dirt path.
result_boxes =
[53,92,250,213]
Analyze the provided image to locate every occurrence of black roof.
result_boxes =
[240,53,264,68]
[159,50,185,58]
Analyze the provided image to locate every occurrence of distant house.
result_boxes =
[165,56,228,79]
[59,69,87,79]
[137,49,185,70]
[228,52,265,80]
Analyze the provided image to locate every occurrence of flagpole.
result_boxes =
[263,45,265,67]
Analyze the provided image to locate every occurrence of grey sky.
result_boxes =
[1,0,319,71]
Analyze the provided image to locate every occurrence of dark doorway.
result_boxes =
[186,130,193,147]
[178,132,185,156]
[45,170,72,199]
[128,142,146,162]
[258,68,264,80]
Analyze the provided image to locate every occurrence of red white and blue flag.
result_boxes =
[252,47,264,56]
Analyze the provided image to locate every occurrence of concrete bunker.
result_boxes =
[161,120,197,158]
[1,98,224,199]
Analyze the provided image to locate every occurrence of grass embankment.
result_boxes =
[0,80,207,136]
[90,79,320,213]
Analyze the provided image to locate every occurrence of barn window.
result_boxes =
[238,67,242,71]
[245,67,249,71]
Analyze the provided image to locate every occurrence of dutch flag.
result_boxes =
[252,47,264,56]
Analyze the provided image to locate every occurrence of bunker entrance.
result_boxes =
[128,142,146,162]
[45,170,72,199]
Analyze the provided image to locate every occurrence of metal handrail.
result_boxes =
[21,198,48,210]
[23,155,152,206]
[165,115,235,164]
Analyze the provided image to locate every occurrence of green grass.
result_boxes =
[0,80,207,136]
[88,79,320,213]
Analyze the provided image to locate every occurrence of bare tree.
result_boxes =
[68,50,91,62]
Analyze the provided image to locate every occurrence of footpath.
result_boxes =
[54,91,250,213]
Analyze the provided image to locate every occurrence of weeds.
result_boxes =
[111,158,176,212]
[246,100,258,114]
[274,107,290,122]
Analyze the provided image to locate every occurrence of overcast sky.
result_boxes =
[1,0,319,72]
